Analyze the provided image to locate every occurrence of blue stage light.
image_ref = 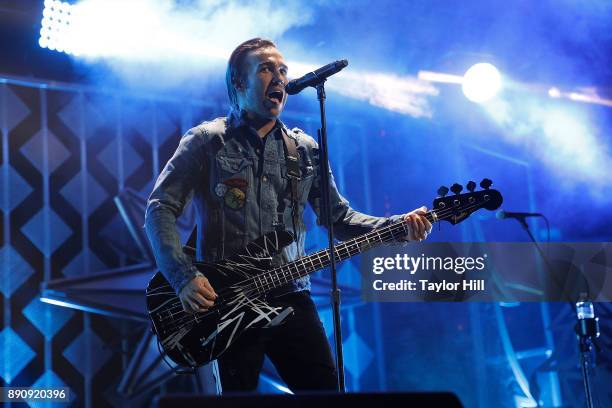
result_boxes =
[462,63,502,103]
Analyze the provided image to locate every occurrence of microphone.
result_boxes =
[285,60,348,95]
[496,210,543,220]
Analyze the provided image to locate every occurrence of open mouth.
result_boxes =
[267,90,284,104]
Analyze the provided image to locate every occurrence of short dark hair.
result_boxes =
[226,38,277,109]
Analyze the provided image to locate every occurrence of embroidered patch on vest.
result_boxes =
[223,178,248,188]
[224,187,246,209]
[214,183,228,198]
[219,178,248,210]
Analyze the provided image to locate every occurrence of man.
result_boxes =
[145,38,432,393]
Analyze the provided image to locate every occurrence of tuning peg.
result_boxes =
[450,183,463,195]
[480,178,493,190]
[437,186,449,197]
[466,181,476,192]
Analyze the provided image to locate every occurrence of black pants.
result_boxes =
[217,291,338,393]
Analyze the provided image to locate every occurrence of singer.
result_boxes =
[144,38,432,393]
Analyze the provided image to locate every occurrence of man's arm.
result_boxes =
[144,127,217,312]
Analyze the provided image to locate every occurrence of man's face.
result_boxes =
[236,46,288,120]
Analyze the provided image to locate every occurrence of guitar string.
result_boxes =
[170,208,413,305]
[159,222,402,330]
[157,199,491,331]
[170,197,486,306]
[159,218,409,327]
[158,197,488,326]
[158,199,492,332]
[230,207,458,298]
[162,213,409,311]
[160,225,403,333]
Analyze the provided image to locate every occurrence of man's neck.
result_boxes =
[245,113,277,138]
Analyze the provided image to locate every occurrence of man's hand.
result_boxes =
[403,206,433,241]
[179,274,218,313]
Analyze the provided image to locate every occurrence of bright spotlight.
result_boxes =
[462,63,502,103]
[548,87,561,98]
[39,0,74,54]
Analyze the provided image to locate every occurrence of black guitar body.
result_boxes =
[146,230,295,367]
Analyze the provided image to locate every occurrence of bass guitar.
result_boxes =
[146,179,502,367]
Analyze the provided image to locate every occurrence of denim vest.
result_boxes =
[145,115,401,295]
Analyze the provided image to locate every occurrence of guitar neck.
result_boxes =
[255,212,437,293]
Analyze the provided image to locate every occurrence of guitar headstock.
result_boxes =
[432,179,503,225]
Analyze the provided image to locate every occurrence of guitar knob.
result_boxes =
[480,178,493,190]
[466,181,476,192]
[450,183,463,195]
[437,186,449,197]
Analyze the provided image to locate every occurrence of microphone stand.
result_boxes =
[315,81,345,392]
[510,215,599,408]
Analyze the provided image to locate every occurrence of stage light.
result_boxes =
[39,0,74,54]
[462,63,502,103]
[37,0,309,60]
[35,1,436,117]
[263,61,437,118]
[417,70,463,84]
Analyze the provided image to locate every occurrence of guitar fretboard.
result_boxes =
[249,212,437,295]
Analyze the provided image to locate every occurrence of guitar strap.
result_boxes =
[280,127,301,232]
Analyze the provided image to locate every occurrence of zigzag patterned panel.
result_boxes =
[4,84,45,392]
